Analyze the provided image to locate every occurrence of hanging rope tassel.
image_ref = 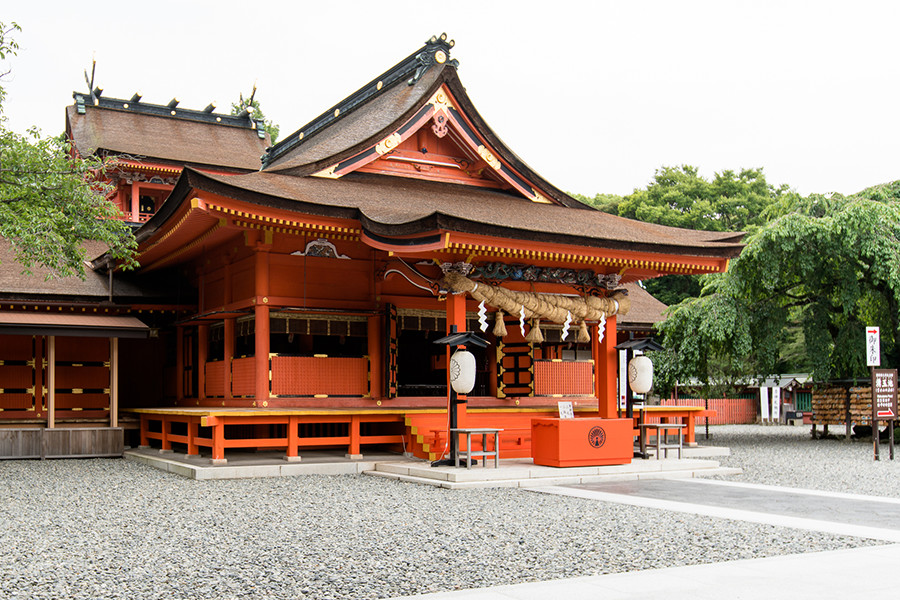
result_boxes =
[493,310,508,337]
[577,320,591,343]
[525,318,544,344]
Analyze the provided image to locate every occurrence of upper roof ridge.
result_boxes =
[261,33,457,169]
[72,92,265,135]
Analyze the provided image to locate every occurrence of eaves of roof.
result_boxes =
[112,168,744,267]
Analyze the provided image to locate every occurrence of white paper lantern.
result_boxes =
[449,349,477,394]
[628,355,653,394]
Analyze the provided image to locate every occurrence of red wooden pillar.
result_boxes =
[254,246,271,406]
[198,324,208,401]
[117,185,127,215]
[47,336,56,428]
[109,337,118,427]
[160,416,171,452]
[348,415,362,459]
[34,336,44,422]
[140,415,150,448]
[286,415,300,462]
[176,325,185,403]
[223,255,235,400]
[186,416,200,457]
[211,417,226,464]
[130,183,140,222]
[224,317,235,399]
[367,315,382,400]
[594,315,618,418]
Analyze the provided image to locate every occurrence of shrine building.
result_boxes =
[0,34,743,462]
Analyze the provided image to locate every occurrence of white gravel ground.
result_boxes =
[0,424,889,600]
[708,423,900,496]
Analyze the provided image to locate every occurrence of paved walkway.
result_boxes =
[386,478,900,599]
[387,544,900,599]
[543,478,900,542]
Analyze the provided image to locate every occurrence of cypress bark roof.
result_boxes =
[148,168,743,258]
[0,239,184,303]
[619,283,669,326]
[66,99,270,171]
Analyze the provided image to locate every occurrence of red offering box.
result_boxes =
[531,417,633,467]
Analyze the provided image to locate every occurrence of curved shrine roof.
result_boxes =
[161,168,743,259]
[260,34,589,209]
[107,34,744,273]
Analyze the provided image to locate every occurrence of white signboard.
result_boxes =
[760,387,770,422]
[771,386,781,421]
[618,350,627,410]
[867,327,881,367]
[557,401,574,419]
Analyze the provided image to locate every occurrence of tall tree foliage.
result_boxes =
[657,191,900,386]
[617,165,789,233]
[0,22,136,278]
[575,166,793,306]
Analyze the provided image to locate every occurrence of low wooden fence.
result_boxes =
[658,398,756,425]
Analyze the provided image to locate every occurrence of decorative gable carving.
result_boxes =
[312,87,563,205]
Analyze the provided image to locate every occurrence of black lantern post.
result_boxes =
[431,326,489,467]
[614,337,664,420]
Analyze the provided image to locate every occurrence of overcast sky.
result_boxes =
[3,1,898,198]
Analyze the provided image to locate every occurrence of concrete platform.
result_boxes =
[125,444,736,485]
[124,447,400,480]
[366,457,738,489]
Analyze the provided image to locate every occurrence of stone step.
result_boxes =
[364,465,742,489]
[365,458,740,489]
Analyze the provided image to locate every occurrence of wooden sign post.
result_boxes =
[867,326,898,461]
[867,326,881,460]
[872,368,897,461]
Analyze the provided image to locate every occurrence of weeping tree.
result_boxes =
[655,190,900,389]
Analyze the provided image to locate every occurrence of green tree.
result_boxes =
[617,165,790,233]
[576,166,794,307]
[0,22,136,279]
[657,191,900,385]
[231,84,279,143]
[570,191,623,213]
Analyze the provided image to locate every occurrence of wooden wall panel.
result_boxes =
[42,428,124,458]
[270,356,369,397]
[231,262,255,301]
[205,361,226,397]
[268,258,372,302]
[1,428,124,459]
[0,429,41,459]
[0,335,38,416]
[203,277,225,312]
[231,357,256,397]
[55,336,108,362]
